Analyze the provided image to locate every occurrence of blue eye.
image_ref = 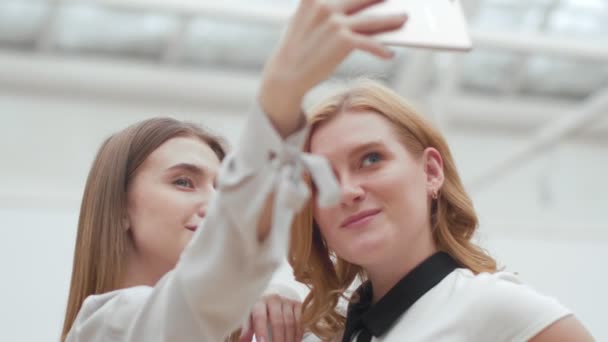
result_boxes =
[174,177,194,189]
[361,152,382,167]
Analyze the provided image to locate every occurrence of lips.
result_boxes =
[340,209,381,228]
[185,225,198,232]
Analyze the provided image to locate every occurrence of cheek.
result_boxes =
[312,206,331,234]
[378,168,429,222]
[312,205,341,242]
[128,187,191,251]
[131,205,192,272]
[130,188,171,230]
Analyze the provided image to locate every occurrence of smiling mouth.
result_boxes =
[340,209,382,229]
[185,226,198,232]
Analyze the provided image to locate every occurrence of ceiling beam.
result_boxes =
[76,0,608,62]
[391,50,435,98]
[498,0,563,95]
[90,0,289,26]
[466,87,608,192]
[0,49,258,110]
[162,14,191,64]
[36,0,62,51]
[2,49,605,134]
[428,54,464,130]
[471,30,608,62]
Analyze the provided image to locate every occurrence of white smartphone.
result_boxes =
[361,0,473,52]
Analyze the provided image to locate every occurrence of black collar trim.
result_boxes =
[342,252,459,341]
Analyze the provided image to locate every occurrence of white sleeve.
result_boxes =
[474,272,572,342]
[302,332,323,341]
[66,104,340,342]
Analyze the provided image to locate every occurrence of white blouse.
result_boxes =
[65,104,340,342]
[305,269,571,342]
[374,269,571,341]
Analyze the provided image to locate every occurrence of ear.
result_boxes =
[122,215,131,231]
[124,192,133,231]
[422,147,444,197]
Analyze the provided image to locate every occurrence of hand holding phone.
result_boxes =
[361,0,473,51]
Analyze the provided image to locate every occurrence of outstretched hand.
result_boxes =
[259,0,407,136]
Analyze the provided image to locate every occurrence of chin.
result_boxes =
[340,239,389,266]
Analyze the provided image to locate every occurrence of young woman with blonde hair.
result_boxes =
[61,1,408,341]
[290,79,594,341]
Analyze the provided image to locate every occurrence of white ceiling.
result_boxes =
[0,0,606,136]
[0,0,607,236]
[0,0,606,99]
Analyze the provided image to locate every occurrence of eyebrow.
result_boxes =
[348,141,385,157]
[166,163,208,177]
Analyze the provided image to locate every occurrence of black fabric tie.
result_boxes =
[342,252,459,342]
[356,329,373,342]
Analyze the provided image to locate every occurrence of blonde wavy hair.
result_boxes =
[288,79,497,340]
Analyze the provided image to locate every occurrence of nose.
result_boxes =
[196,184,216,217]
[340,176,365,207]
[196,205,206,218]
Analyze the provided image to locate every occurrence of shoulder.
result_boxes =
[79,286,153,315]
[452,269,571,341]
[456,270,564,311]
[70,286,153,337]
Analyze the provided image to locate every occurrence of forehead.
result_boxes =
[310,110,398,158]
[143,136,220,172]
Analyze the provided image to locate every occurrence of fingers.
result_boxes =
[345,12,407,59]
[260,0,403,110]
[267,295,286,342]
[337,0,385,15]
[250,295,304,342]
[349,31,395,59]
[281,301,296,342]
[325,1,406,59]
[294,302,304,341]
[347,12,408,34]
[238,316,254,342]
[251,301,269,342]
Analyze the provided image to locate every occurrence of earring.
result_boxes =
[431,189,438,200]
[122,217,130,231]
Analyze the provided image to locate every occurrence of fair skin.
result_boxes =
[259,0,407,135]
[256,1,407,336]
[119,0,408,340]
[310,110,443,303]
[125,137,220,285]
[123,136,302,342]
[310,110,594,341]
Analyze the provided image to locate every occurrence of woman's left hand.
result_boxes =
[239,293,304,342]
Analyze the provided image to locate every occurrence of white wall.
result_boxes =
[1,91,606,341]
[0,91,247,210]
[0,208,77,342]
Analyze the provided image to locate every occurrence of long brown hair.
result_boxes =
[61,117,227,341]
[288,79,497,340]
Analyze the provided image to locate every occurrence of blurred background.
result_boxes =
[0,0,606,340]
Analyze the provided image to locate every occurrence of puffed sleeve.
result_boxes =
[66,103,340,342]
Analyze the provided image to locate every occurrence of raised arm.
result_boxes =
[66,1,404,341]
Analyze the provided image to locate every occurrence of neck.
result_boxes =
[365,230,438,304]
[119,249,161,288]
